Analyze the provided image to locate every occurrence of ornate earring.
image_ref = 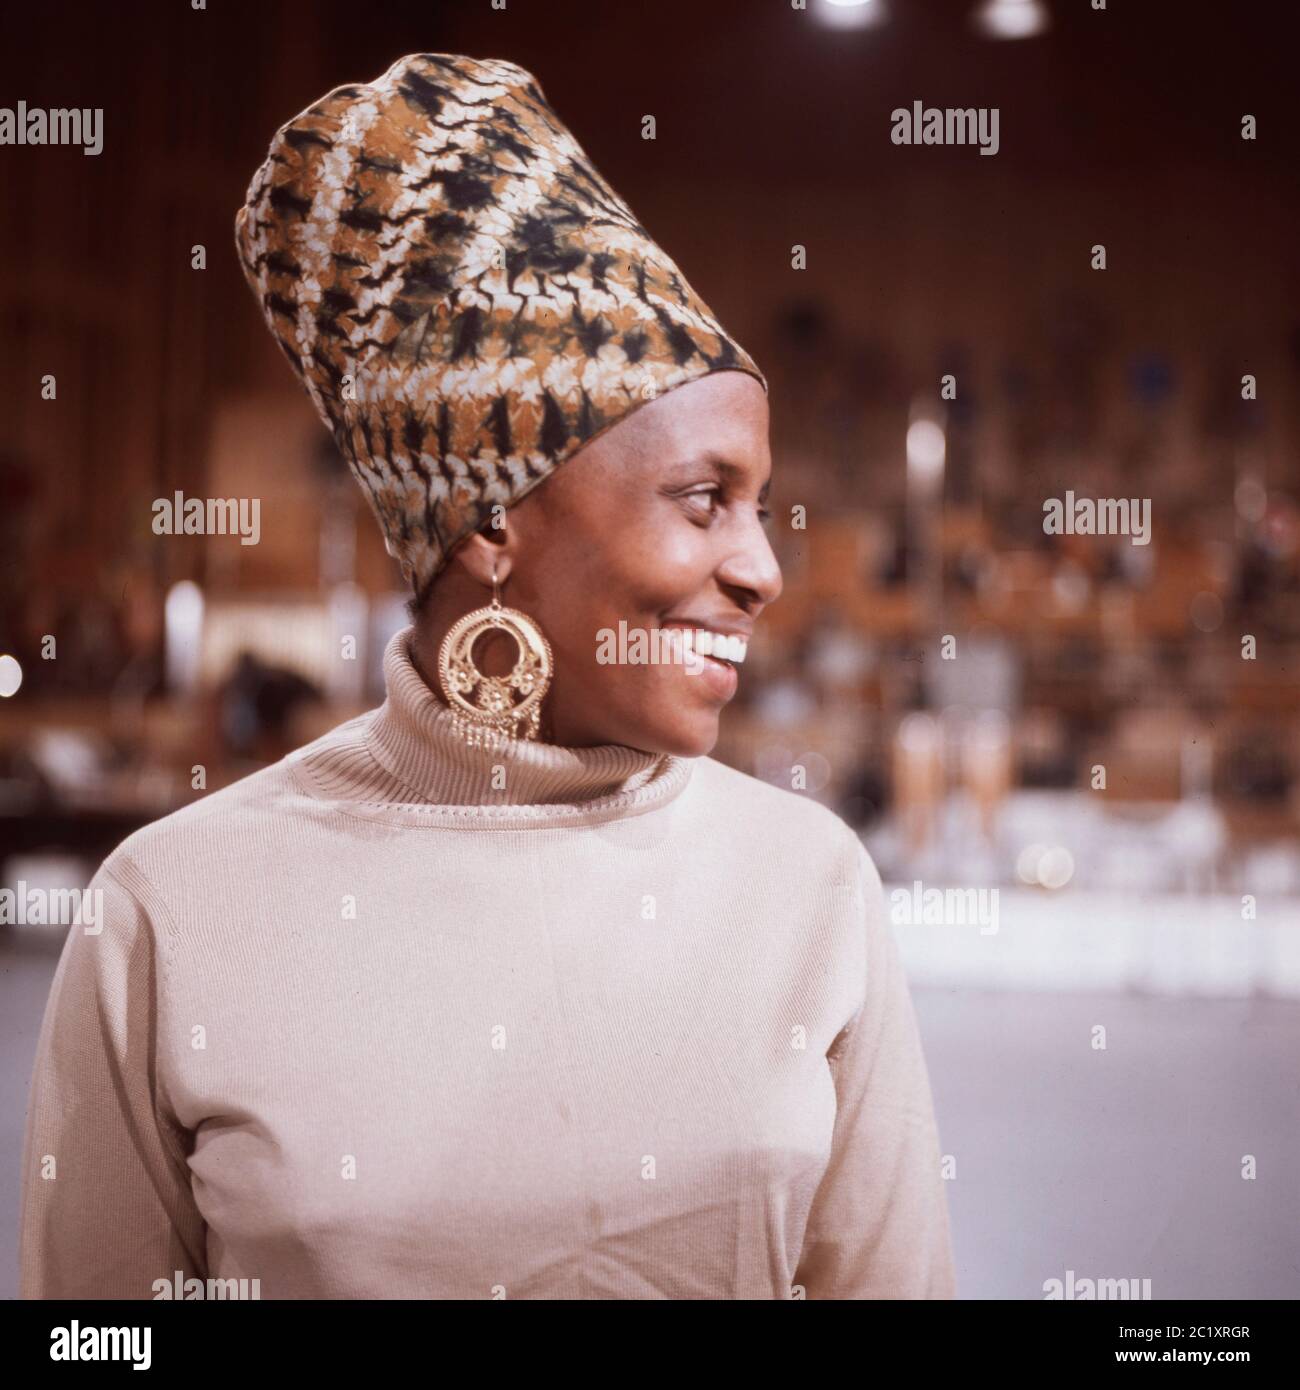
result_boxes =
[436,563,553,749]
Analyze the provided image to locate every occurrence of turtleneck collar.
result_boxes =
[346,626,694,822]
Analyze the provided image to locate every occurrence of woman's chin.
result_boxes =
[632,710,722,760]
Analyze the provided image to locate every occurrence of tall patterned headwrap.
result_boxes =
[234,51,767,598]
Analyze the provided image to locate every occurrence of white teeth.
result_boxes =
[666,627,747,665]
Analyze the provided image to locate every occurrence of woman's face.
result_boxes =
[492,369,781,757]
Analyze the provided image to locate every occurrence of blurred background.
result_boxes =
[2,0,1297,1298]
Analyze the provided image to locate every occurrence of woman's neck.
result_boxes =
[362,626,681,810]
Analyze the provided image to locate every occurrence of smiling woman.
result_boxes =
[18,50,955,1302]
[410,370,778,757]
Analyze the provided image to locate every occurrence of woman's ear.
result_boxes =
[453,525,515,589]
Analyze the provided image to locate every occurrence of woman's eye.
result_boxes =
[684,487,724,518]
[680,489,772,527]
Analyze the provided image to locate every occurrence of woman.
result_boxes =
[19,52,955,1300]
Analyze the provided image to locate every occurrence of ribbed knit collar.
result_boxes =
[350,626,694,822]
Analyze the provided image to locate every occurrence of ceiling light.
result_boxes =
[973,0,1050,40]
[813,0,889,32]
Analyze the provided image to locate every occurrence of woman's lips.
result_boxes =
[659,625,742,703]
[690,649,739,702]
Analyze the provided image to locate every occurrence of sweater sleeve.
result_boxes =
[18,858,207,1299]
[794,840,956,1299]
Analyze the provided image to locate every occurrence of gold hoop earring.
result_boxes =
[436,564,553,749]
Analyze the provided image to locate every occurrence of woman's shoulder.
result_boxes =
[98,728,347,907]
[114,759,286,844]
[685,754,870,877]
[110,711,375,857]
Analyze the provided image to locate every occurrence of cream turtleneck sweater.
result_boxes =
[19,627,955,1300]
